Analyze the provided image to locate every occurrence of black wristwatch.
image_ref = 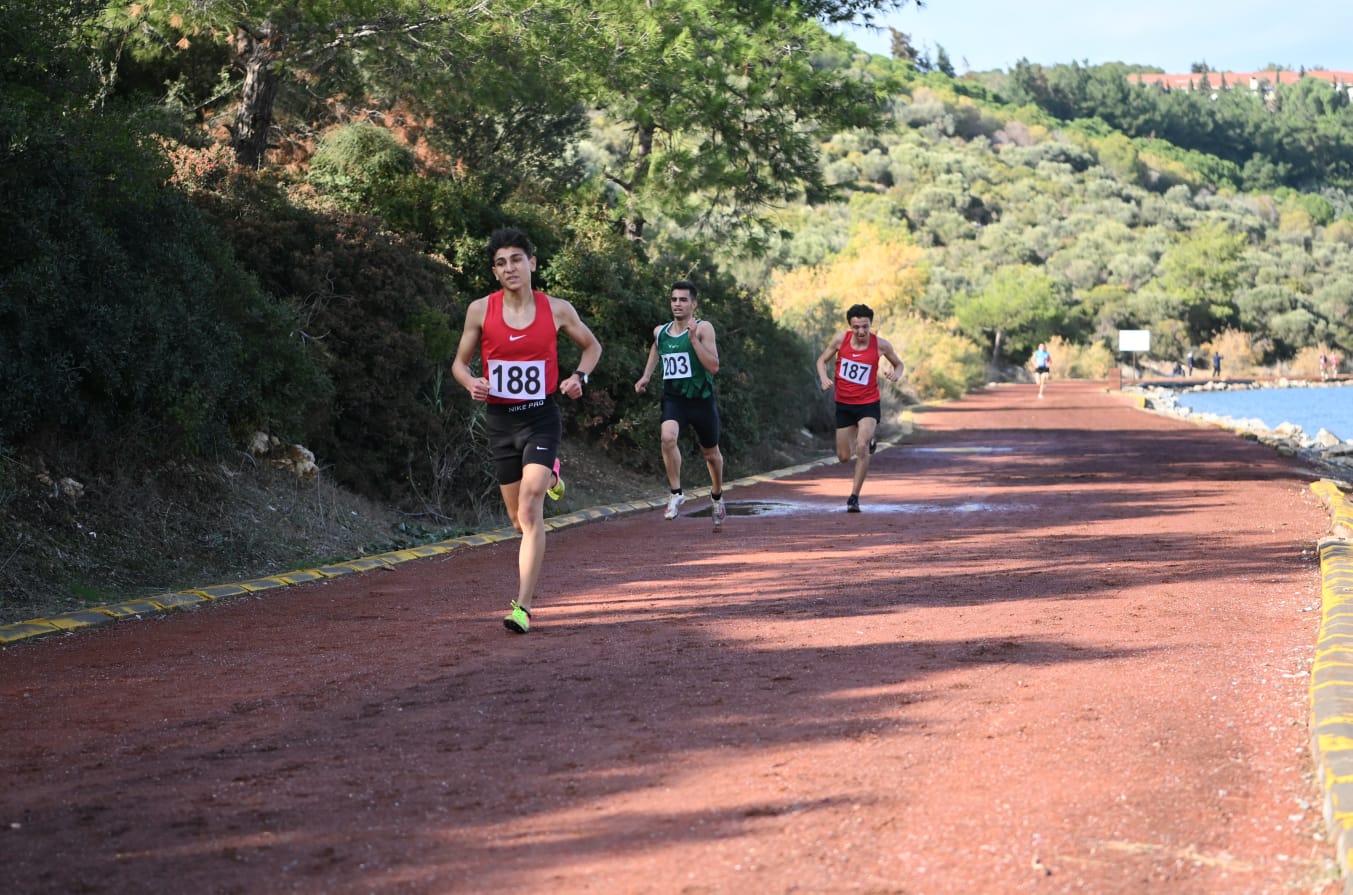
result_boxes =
[573,369,589,385]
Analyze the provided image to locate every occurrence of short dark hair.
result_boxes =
[487,228,534,264]
[846,303,874,321]
[672,280,698,299]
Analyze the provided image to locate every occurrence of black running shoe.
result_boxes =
[846,494,860,513]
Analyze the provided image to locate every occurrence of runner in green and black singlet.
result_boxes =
[656,321,716,400]
[635,281,727,529]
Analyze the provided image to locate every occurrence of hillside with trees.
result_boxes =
[3,0,1352,622]
[768,71,1353,378]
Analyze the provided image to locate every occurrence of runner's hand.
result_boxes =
[559,374,583,400]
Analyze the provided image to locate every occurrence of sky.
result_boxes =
[833,0,1353,75]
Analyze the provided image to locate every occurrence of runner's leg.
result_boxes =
[702,444,724,495]
[661,419,683,489]
[835,425,856,464]
[852,417,878,497]
[513,462,552,611]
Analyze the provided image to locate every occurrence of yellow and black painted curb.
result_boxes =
[1309,479,1353,890]
[0,444,887,648]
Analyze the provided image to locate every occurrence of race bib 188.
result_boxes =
[488,359,547,400]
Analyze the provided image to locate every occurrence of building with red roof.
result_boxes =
[1131,69,1353,98]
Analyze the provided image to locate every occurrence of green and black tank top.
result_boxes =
[658,321,715,399]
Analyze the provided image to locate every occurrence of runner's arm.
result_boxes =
[635,336,660,394]
[690,320,719,375]
[879,338,905,383]
[815,334,844,391]
[553,298,602,400]
[451,299,490,402]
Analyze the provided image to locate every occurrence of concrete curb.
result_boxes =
[1310,480,1353,892]
[0,444,880,648]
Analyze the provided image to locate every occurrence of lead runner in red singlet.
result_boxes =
[452,228,602,633]
[815,303,905,513]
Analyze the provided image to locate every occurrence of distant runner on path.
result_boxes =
[1032,342,1051,398]
[815,303,904,513]
[451,228,602,633]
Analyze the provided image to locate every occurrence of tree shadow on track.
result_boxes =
[2,385,1329,894]
[5,616,1147,894]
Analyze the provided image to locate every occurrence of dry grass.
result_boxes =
[0,431,835,627]
[0,451,412,626]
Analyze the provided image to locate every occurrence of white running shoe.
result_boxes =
[712,497,726,529]
[664,492,685,520]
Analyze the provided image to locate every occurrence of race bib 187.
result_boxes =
[838,358,873,387]
[488,359,547,400]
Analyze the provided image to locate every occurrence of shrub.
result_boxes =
[1043,335,1115,379]
[1203,328,1262,376]
[1290,343,1340,378]
[307,124,416,206]
[0,120,320,459]
[889,316,986,400]
[192,185,469,508]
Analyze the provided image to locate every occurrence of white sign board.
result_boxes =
[1118,330,1151,353]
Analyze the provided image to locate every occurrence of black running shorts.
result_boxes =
[661,394,721,450]
[834,400,880,430]
[485,398,562,485]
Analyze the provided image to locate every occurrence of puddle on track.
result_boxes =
[686,499,1028,518]
[677,446,1029,518]
[909,446,1016,454]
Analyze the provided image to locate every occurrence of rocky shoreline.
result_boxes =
[1132,378,1353,485]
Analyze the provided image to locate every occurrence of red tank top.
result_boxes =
[835,332,880,405]
[481,291,559,404]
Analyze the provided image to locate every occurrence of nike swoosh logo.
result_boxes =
[509,334,527,341]
[536,446,549,451]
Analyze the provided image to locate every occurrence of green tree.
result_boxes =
[935,45,956,78]
[889,28,919,64]
[94,0,556,169]
[1156,222,1244,342]
[953,265,1063,363]
[578,0,899,245]
[1094,132,1144,183]
[1,1,322,454]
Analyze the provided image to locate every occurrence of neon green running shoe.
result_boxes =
[503,600,531,633]
[546,458,565,501]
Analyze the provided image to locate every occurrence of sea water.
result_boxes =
[1176,384,1353,440]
